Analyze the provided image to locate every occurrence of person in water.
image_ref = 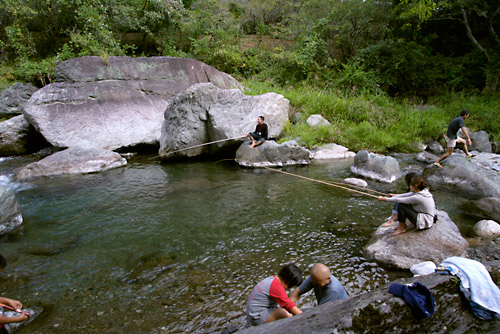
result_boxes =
[377,175,436,236]
[434,109,473,168]
[246,263,303,326]
[246,116,268,148]
[380,172,418,228]
[289,263,348,306]
[0,254,28,333]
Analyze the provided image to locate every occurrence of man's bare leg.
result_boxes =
[434,146,453,167]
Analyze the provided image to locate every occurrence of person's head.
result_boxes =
[278,263,303,289]
[310,263,331,288]
[0,254,6,273]
[404,172,418,188]
[258,116,264,124]
[460,109,470,119]
[409,175,428,192]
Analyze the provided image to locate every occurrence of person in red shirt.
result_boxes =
[246,263,303,326]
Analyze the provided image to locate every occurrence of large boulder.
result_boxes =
[0,82,38,116]
[311,143,355,160]
[24,56,241,150]
[363,210,468,269]
[0,115,47,156]
[459,128,492,153]
[423,153,500,199]
[237,273,499,334]
[0,185,23,235]
[15,147,127,180]
[158,83,289,158]
[466,197,500,222]
[350,150,401,183]
[235,140,310,167]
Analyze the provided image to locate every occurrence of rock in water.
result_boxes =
[350,150,401,183]
[15,147,127,180]
[0,185,23,235]
[235,141,310,168]
[0,82,38,116]
[423,153,500,199]
[311,143,355,160]
[414,151,439,164]
[363,210,468,269]
[159,83,289,159]
[343,178,368,188]
[473,220,500,239]
[24,56,241,150]
[0,115,47,156]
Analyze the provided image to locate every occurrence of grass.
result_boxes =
[242,78,499,153]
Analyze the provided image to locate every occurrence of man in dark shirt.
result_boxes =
[434,110,472,168]
[246,116,268,148]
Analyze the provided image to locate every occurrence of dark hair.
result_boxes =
[410,175,428,191]
[0,254,6,269]
[460,109,470,117]
[258,116,265,121]
[278,263,303,287]
[404,172,418,189]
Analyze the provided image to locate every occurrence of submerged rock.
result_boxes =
[0,82,38,116]
[15,147,127,180]
[423,153,500,199]
[24,56,241,150]
[363,210,468,269]
[238,273,499,334]
[235,140,310,168]
[159,83,289,159]
[350,150,401,183]
[473,220,500,239]
[0,185,23,235]
[311,143,355,160]
[0,115,48,156]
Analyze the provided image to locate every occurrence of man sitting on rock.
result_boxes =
[289,263,348,307]
[246,116,268,148]
[434,109,473,168]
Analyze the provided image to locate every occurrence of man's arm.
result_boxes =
[289,305,302,315]
[289,287,302,303]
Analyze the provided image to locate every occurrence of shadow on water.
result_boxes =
[0,155,478,333]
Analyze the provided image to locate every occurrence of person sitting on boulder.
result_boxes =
[377,175,436,236]
[289,263,348,307]
[0,255,28,333]
[434,110,473,168]
[246,263,303,326]
[380,172,418,228]
[246,116,268,148]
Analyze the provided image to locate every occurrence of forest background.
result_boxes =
[0,0,498,153]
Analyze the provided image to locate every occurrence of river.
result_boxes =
[0,154,476,333]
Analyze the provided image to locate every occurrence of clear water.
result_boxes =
[0,155,477,333]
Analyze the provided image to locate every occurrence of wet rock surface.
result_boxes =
[24,56,240,150]
[235,140,310,168]
[0,185,23,235]
[15,147,127,180]
[159,82,289,159]
[363,210,469,269]
[351,150,401,183]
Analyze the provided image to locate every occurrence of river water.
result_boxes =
[0,154,476,333]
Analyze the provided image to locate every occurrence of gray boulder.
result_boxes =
[159,83,289,158]
[467,197,500,222]
[0,82,38,116]
[0,115,47,156]
[415,151,439,164]
[24,56,241,150]
[238,273,499,334]
[15,147,127,180]
[363,210,468,269]
[459,128,492,153]
[235,140,310,168]
[473,220,500,239]
[306,114,331,127]
[423,153,500,199]
[0,186,23,235]
[350,150,401,183]
[426,140,444,154]
[311,143,355,160]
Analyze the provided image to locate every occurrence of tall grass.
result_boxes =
[243,79,498,153]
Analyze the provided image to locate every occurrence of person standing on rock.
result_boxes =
[246,263,303,326]
[246,116,268,148]
[434,110,473,168]
[289,263,348,306]
[377,175,436,236]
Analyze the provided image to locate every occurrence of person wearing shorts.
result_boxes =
[434,110,473,168]
[246,116,268,148]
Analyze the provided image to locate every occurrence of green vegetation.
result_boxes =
[0,0,498,152]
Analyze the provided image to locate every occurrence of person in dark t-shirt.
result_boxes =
[434,110,473,168]
[246,116,268,148]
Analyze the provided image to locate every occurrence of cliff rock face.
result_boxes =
[24,56,241,150]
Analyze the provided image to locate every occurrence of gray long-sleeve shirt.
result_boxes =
[386,188,436,229]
